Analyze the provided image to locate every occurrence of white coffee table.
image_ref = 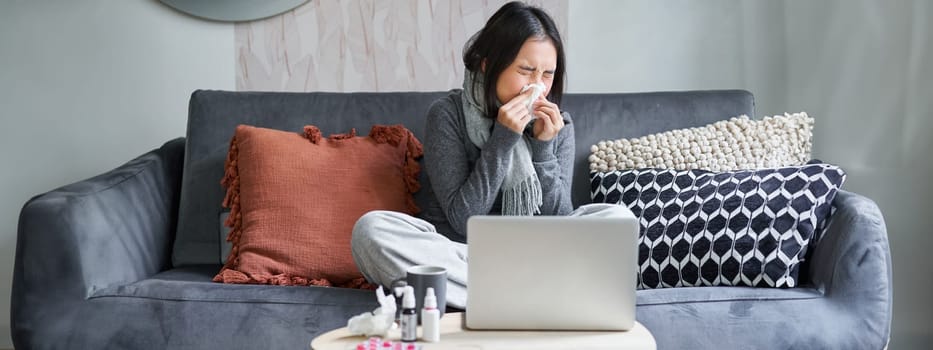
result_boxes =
[311,313,656,350]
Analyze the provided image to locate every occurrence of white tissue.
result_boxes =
[521,83,546,118]
[347,286,397,337]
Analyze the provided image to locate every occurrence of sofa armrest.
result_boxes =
[807,189,893,346]
[12,138,185,335]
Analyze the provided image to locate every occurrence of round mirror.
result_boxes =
[159,0,310,22]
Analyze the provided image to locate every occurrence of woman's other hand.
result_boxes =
[496,87,536,134]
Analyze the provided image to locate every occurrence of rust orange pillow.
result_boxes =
[213,124,423,288]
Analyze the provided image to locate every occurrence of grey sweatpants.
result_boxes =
[350,203,632,308]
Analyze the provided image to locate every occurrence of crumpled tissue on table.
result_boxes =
[347,286,397,337]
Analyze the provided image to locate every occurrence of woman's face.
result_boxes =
[495,38,558,105]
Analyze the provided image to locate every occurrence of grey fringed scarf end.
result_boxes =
[502,175,543,216]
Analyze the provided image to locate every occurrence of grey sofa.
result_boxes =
[12,90,892,349]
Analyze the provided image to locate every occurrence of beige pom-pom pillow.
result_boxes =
[589,112,814,172]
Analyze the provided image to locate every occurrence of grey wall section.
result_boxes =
[566,0,788,119]
[568,1,932,348]
[784,1,933,348]
[0,1,235,347]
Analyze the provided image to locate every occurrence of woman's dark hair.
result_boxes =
[463,1,566,119]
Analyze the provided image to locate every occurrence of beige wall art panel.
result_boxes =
[236,0,567,92]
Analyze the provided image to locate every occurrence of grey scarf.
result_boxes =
[461,70,542,216]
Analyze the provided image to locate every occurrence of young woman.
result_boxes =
[351,1,627,308]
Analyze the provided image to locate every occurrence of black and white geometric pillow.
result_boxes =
[591,163,845,289]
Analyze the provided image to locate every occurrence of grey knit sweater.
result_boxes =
[418,89,575,242]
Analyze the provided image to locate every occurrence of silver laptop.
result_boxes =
[465,212,639,331]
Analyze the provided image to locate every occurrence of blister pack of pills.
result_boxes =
[353,337,422,350]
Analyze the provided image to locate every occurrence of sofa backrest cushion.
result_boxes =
[173,89,754,267]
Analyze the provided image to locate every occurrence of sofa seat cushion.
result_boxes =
[59,266,378,349]
[90,266,380,306]
[636,288,858,349]
[636,285,822,306]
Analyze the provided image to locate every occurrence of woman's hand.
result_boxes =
[531,98,564,141]
[496,88,536,134]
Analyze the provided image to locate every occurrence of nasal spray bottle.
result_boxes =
[400,286,417,343]
[420,287,440,342]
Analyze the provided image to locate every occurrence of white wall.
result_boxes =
[0,0,234,347]
[568,1,932,348]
